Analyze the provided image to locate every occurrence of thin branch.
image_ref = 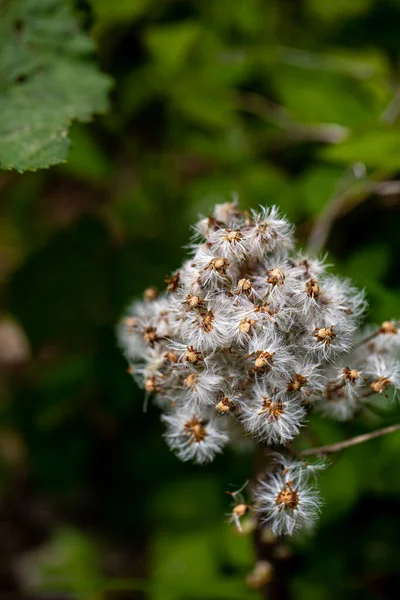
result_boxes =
[307,168,400,255]
[235,91,348,144]
[356,328,380,347]
[300,423,400,457]
[307,167,367,255]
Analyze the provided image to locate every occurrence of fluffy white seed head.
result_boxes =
[253,455,323,536]
[118,202,400,535]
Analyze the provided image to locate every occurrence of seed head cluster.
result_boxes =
[118,202,400,535]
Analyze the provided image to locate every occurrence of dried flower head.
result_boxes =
[118,201,400,536]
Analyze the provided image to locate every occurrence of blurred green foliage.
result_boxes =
[0,0,112,171]
[1,0,400,598]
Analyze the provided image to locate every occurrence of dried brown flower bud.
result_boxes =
[125,317,138,334]
[165,271,180,292]
[184,417,207,443]
[267,268,285,286]
[239,318,256,334]
[314,325,336,346]
[216,396,233,413]
[185,346,203,365]
[246,561,273,589]
[144,287,158,301]
[145,376,158,393]
[287,374,308,392]
[185,293,204,310]
[380,321,398,335]
[237,278,253,296]
[143,326,159,346]
[254,351,274,370]
[342,367,359,383]
[370,376,391,394]
[199,311,214,332]
[224,229,243,243]
[208,257,229,273]
[276,483,299,509]
[164,351,178,363]
[233,503,250,518]
[258,398,284,421]
[184,373,198,391]
[305,278,320,299]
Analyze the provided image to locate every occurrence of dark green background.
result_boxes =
[1,0,400,598]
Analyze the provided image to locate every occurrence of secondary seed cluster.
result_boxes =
[118,202,400,535]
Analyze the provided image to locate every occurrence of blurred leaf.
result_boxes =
[305,0,374,23]
[151,528,255,600]
[16,527,101,599]
[321,128,400,168]
[145,22,202,73]
[298,165,345,216]
[151,476,222,528]
[91,0,154,28]
[170,76,235,128]
[60,124,113,182]
[0,0,112,172]
[271,66,378,127]
[344,244,390,281]
[318,456,359,522]
[8,218,109,347]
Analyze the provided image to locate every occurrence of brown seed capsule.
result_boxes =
[239,318,256,334]
[342,367,359,383]
[305,278,320,299]
[237,278,253,296]
[184,293,204,310]
[144,287,158,301]
[370,376,391,394]
[287,374,308,392]
[224,229,243,243]
[143,326,159,346]
[208,257,229,273]
[184,417,207,444]
[314,325,336,345]
[185,346,203,365]
[380,321,398,335]
[184,373,199,390]
[254,351,274,370]
[246,561,273,590]
[165,271,180,292]
[276,483,299,510]
[125,317,138,334]
[267,268,285,286]
[199,311,214,332]
[145,376,158,393]
[233,503,249,518]
[258,397,284,421]
[216,396,232,413]
[254,304,276,317]
[164,350,178,363]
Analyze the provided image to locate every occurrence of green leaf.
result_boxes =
[271,66,380,127]
[145,21,202,72]
[321,128,400,168]
[298,166,346,216]
[305,0,374,23]
[90,0,154,32]
[17,527,101,598]
[0,0,113,172]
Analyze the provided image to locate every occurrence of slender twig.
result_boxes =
[235,91,348,143]
[307,168,400,255]
[356,329,380,347]
[307,168,367,255]
[300,423,400,457]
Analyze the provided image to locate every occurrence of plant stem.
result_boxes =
[300,423,400,457]
[253,446,292,600]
